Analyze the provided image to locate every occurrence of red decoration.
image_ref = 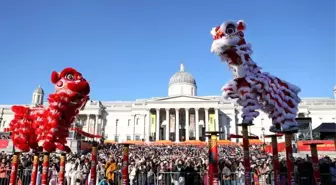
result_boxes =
[9,67,90,152]
[70,127,102,138]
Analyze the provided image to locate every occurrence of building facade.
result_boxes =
[0,64,335,143]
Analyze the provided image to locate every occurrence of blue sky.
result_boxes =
[0,0,335,104]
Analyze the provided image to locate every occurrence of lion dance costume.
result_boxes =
[210,20,301,132]
[9,68,90,152]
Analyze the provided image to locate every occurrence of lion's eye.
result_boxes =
[65,74,75,80]
[225,24,236,35]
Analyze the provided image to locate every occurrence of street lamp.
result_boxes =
[261,127,265,150]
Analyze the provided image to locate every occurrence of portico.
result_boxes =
[147,106,221,142]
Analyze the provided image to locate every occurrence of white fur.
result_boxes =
[213,21,301,131]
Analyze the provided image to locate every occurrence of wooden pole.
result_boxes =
[237,123,253,185]
[89,145,98,185]
[303,142,323,185]
[9,152,20,185]
[30,154,39,185]
[206,131,222,185]
[284,133,295,185]
[41,153,50,185]
[58,153,66,185]
[121,143,131,185]
[265,134,283,185]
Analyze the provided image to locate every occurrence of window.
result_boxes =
[135,135,140,140]
[127,136,131,141]
[114,135,119,142]
[68,131,74,138]
[128,119,131,126]
[136,118,140,125]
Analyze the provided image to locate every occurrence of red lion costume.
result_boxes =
[9,68,90,152]
[210,20,301,133]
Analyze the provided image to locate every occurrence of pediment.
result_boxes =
[152,95,213,102]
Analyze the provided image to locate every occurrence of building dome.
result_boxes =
[32,85,44,106]
[34,85,44,94]
[168,64,197,96]
[169,64,196,87]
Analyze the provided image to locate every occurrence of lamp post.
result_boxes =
[261,127,265,150]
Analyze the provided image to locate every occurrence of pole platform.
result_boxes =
[264,133,283,138]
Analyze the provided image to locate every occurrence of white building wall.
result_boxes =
[168,84,196,96]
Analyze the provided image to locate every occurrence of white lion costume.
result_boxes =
[210,20,301,132]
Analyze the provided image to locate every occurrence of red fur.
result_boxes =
[237,21,246,31]
[51,71,59,84]
[9,67,90,152]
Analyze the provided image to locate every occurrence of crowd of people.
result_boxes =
[0,143,335,185]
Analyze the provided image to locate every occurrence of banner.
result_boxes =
[169,114,175,133]
[151,113,156,134]
[80,141,93,151]
[297,140,335,151]
[209,113,215,131]
[0,140,9,149]
[265,140,335,153]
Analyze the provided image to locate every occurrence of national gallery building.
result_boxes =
[0,64,335,143]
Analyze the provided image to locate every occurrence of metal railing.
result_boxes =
[0,169,335,185]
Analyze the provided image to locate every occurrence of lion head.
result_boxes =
[210,20,247,65]
[51,67,90,106]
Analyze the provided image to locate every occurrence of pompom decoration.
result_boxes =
[210,20,301,133]
[9,67,90,152]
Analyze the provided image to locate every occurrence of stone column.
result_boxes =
[175,108,180,142]
[146,109,152,141]
[95,115,99,135]
[86,114,90,134]
[165,109,169,140]
[205,108,209,142]
[195,108,199,140]
[215,108,219,132]
[133,114,136,140]
[185,108,189,141]
[80,118,84,127]
[156,109,160,141]
[143,114,147,141]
